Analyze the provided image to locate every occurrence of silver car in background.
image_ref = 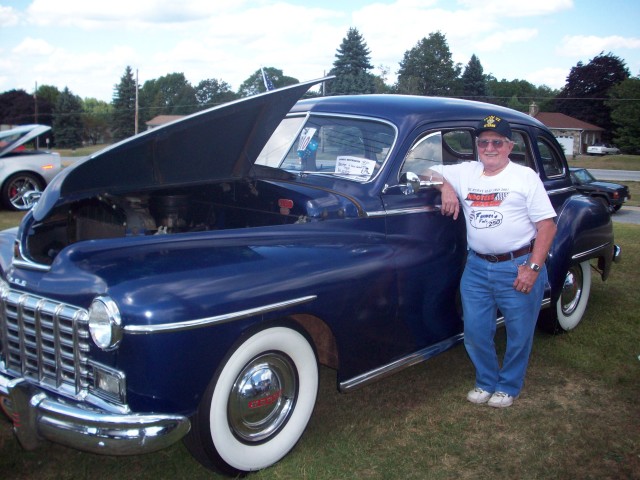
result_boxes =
[0,125,62,210]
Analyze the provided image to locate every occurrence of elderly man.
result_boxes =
[429,114,557,408]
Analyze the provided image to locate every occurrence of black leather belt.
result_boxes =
[474,241,534,263]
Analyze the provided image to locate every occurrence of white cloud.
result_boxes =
[0,5,21,27]
[557,35,640,58]
[525,67,569,89]
[458,0,573,17]
[13,37,56,56]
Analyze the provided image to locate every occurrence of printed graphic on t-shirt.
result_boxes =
[466,191,510,206]
[466,189,510,229]
[469,210,503,229]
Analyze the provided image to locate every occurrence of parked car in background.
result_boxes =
[0,81,620,476]
[0,125,62,210]
[570,167,630,212]
[586,143,621,155]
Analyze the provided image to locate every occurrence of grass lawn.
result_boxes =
[569,154,640,170]
[0,212,638,479]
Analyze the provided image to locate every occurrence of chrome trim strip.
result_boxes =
[12,257,51,272]
[367,205,441,218]
[124,295,318,334]
[340,333,464,392]
[339,301,552,392]
[572,242,611,261]
[547,186,576,196]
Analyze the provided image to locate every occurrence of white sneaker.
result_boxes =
[487,391,515,408]
[467,387,492,404]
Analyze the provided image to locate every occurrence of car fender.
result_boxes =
[546,194,614,304]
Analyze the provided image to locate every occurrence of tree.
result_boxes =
[111,66,138,141]
[53,87,83,148]
[555,52,630,140]
[139,73,198,122]
[485,77,558,112]
[396,31,461,96]
[606,76,640,153]
[34,84,59,126]
[461,54,486,100]
[195,78,238,109]
[325,28,375,96]
[82,98,112,145]
[373,64,394,94]
[237,67,298,97]
[0,89,36,125]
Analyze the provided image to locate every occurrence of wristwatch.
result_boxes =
[527,262,541,272]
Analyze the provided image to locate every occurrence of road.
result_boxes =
[589,169,640,182]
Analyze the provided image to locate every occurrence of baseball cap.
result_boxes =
[476,115,512,139]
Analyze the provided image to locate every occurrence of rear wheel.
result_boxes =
[539,261,592,333]
[184,326,318,475]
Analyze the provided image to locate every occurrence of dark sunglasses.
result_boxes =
[476,139,506,148]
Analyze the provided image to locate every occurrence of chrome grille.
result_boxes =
[0,285,90,396]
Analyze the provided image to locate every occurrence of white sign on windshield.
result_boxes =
[335,156,376,181]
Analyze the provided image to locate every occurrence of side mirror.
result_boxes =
[383,171,443,195]
[399,172,421,195]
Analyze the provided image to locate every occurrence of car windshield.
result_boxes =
[256,115,396,182]
[573,168,596,183]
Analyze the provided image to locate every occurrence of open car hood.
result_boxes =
[33,78,327,221]
[0,124,51,158]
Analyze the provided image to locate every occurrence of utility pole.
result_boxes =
[34,81,39,148]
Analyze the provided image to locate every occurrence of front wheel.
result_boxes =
[1,173,44,211]
[539,261,592,333]
[184,326,318,475]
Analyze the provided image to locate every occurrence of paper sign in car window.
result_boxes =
[335,156,376,181]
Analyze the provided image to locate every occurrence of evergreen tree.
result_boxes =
[461,54,486,100]
[606,76,640,153]
[396,31,461,96]
[52,87,83,148]
[555,52,630,140]
[326,28,375,96]
[111,66,137,141]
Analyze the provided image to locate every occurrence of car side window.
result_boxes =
[537,137,565,177]
[400,130,474,178]
[258,115,395,182]
[509,131,534,168]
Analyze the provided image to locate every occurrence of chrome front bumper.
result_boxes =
[0,375,190,455]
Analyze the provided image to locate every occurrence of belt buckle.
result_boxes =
[485,254,499,262]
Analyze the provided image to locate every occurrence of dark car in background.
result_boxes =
[570,167,630,213]
[0,80,620,475]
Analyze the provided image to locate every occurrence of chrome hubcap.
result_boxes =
[560,265,583,316]
[228,352,297,443]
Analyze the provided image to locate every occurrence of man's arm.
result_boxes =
[425,169,460,220]
[514,218,557,293]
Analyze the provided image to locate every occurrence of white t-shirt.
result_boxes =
[433,161,556,254]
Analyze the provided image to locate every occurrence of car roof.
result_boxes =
[291,95,547,132]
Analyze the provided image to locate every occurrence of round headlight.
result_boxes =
[88,296,122,350]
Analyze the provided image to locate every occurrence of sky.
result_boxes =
[1,0,640,102]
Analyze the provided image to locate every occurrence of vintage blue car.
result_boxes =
[0,79,620,475]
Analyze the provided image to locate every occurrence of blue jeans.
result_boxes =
[461,250,547,397]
